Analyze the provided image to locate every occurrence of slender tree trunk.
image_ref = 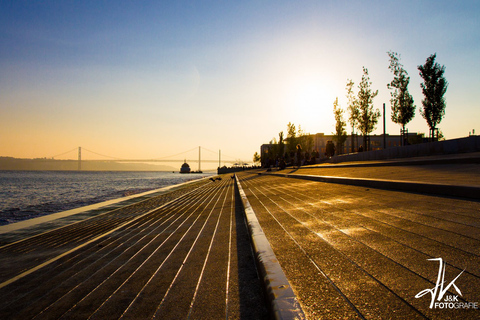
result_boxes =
[351,127,355,153]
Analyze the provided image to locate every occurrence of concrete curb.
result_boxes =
[235,175,306,320]
[265,173,480,200]
[326,136,480,163]
[313,153,480,169]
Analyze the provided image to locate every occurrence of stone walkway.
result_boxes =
[290,163,480,186]
[236,160,480,319]
[0,177,268,319]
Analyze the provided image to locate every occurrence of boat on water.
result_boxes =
[179,161,202,174]
[180,161,191,173]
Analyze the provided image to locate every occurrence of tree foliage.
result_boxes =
[268,137,279,162]
[253,152,261,164]
[387,51,415,134]
[278,131,285,158]
[286,122,297,153]
[418,53,448,139]
[346,79,359,152]
[357,67,380,150]
[346,79,359,132]
[297,125,314,153]
[332,97,347,153]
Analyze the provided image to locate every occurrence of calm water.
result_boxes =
[0,171,213,225]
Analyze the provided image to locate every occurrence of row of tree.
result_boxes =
[254,52,448,164]
[333,52,448,152]
[254,122,315,165]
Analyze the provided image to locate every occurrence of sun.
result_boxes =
[286,76,335,134]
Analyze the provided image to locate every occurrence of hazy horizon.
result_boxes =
[0,155,228,171]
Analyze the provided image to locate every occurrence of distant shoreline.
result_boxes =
[0,156,177,171]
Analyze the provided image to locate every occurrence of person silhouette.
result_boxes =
[296,144,302,168]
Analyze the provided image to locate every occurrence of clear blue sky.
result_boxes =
[1,1,479,165]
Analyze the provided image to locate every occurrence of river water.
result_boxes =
[0,170,213,225]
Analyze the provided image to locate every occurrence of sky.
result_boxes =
[1,0,479,167]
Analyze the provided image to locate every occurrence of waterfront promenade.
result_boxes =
[0,178,268,319]
[0,154,479,319]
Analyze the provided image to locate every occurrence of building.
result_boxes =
[311,132,424,155]
[261,132,424,166]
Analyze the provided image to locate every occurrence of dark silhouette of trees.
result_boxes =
[286,122,297,154]
[297,125,313,154]
[268,138,278,163]
[278,131,285,158]
[253,152,261,164]
[267,132,283,161]
[387,51,415,145]
[418,53,448,141]
[333,97,347,154]
[346,79,359,152]
[357,67,380,151]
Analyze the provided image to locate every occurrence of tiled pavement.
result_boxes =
[236,160,480,319]
[0,177,268,319]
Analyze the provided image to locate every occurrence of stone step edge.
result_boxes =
[264,173,480,200]
[234,175,306,320]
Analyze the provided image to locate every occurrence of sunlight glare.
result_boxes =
[286,75,335,134]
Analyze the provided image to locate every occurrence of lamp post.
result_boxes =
[383,103,386,149]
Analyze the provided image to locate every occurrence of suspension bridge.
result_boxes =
[50,146,249,171]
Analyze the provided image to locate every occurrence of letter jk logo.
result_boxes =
[415,258,464,308]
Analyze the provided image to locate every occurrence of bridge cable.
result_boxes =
[200,147,247,162]
[81,148,126,160]
[51,148,78,159]
[152,147,199,160]
[80,146,202,161]
[64,146,247,163]
[200,146,219,155]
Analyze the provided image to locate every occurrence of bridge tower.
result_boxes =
[198,146,201,172]
[78,147,82,171]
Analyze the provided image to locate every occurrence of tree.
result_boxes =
[418,53,448,141]
[346,79,359,152]
[266,131,286,164]
[297,125,313,155]
[253,152,261,164]
[332,97,347,154]
[437,129,445,141]
[357,67,380,151]
[286,122,297,154]
[278,131,285,158]
[268,137,279,163]
[387,51,415,145]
